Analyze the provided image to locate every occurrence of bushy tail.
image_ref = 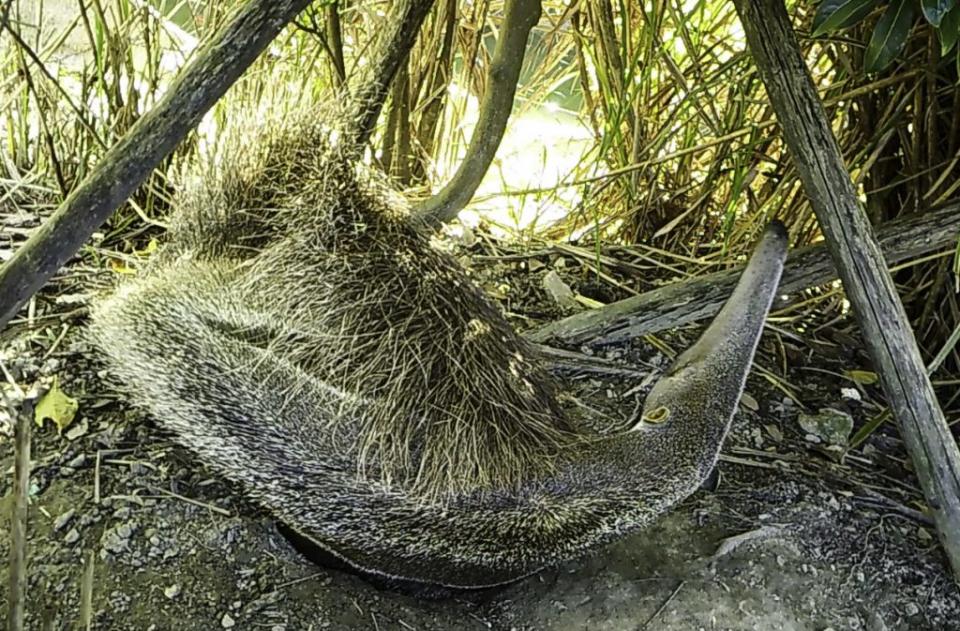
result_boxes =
[164,104,365,262]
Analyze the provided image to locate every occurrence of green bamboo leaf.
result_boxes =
[922,0,955,26]
[864,1,916,73]
[813,0,881,37]
[941,5,960,54]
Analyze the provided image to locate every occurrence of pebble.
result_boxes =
[101,522,137,555]
[164,584,181,600]
[53,508,76,531]
[66,454,86,468]
[64,528,80,545]
[904,602,920,616]
[221,613,235,628]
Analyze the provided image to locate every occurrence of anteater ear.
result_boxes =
[639,221,788,421]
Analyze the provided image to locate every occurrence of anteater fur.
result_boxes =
[88,105,788,590]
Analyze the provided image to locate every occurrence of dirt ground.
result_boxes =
[1,227,959,630]
[1,321,958,630]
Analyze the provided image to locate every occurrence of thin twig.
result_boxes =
[639,580,685,629]
[147,487,232,517]
[7,396,32,631]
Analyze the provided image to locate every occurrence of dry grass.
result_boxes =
[1,0,959,423]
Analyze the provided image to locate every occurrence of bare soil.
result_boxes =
[1,231,958,630]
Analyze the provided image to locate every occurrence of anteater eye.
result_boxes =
[641,406,671,425]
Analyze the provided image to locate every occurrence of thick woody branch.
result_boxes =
[0,0,313,330]
[415,0,541,225]
[732,0,960,583]
[348,0,437,149]
[528,203,960,345]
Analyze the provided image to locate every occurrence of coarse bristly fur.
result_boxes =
[88,102,789,591]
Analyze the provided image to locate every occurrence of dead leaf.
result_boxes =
[740,392,759,411]
[34,377,79,434]
[136,238,159,256]
[845,370,878,385]
[109,258,137,275]
[764,423,783,442]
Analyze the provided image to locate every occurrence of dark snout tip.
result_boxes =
[765,219,788,242]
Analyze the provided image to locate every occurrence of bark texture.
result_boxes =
[0,0,314,329]
[732,0,960,583]
[528,203,960,344]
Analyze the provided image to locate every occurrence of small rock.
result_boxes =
[542,271,578,310]
[64,528,80,545]
[101,522,138,555]
[457,224,476,247]
[65,453,86,468]
[798,408,853,448]
[904,602,920,616]
[53,509,76,532]
[164,584,181,600]
[64,417,90,441]
[221,613,235,628]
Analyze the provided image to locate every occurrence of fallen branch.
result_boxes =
[733,0,960,583]
[528,202,960,345]
[0,0,313,330]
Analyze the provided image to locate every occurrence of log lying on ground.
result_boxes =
[0,0,313,330]
[734,0,960,583]
[528,202,960,346]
